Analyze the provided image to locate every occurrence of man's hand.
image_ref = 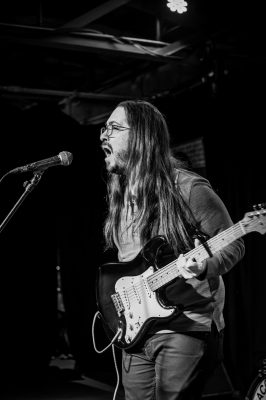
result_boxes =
[178,238,206,279]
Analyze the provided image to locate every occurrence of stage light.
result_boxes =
[167,0,188,14]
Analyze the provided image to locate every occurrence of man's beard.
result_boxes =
[107,149,129,175]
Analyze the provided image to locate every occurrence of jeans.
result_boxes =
[122,327,223,400]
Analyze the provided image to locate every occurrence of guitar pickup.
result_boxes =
[111,293,125,317]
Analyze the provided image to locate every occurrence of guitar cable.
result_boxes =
[92,311,122,400]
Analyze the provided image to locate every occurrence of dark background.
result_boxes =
[0,1,265,398]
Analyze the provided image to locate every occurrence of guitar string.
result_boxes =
[119,222,246,301]
[125,214,262,295]
[118,223,242,300]
[148,222,245,290]
[115,215,263,308]
[129,213,265,296]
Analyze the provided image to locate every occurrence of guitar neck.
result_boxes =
[148,220,246,291]
[189,220,246,263]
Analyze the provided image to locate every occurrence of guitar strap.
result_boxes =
[174,168,213,257]
[193,228,213,257]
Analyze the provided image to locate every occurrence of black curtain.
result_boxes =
[1,67,265,396]
[154,69,266,396]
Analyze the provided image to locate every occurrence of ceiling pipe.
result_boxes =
[0,86,131,101]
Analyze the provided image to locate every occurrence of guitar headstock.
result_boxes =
[242,203,266,235]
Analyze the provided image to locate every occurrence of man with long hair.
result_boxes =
[99,99,245,399]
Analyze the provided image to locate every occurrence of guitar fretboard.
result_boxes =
[147,221,246,291]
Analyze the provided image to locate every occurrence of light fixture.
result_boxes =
[166,0,188,14]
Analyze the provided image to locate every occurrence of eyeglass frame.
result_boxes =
[100,123,130,140]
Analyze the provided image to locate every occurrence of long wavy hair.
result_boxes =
[103,100,196,255]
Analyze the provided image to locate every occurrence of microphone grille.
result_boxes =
[59,151,73,166]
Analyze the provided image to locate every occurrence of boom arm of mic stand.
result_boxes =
[0,171,44,235]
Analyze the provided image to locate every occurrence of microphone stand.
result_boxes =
[0,170,44,235]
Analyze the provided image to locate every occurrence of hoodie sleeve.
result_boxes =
[188,179,245,279]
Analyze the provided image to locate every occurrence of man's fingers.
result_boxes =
[194,238,201,247]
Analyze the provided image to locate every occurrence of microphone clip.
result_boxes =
[23,170,45,191]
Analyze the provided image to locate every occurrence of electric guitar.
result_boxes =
[96,205,266,350]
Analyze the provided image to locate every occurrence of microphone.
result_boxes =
[9,151,73,174]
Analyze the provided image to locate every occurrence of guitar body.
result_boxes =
[96,205,266,350]
[96,236,179,349]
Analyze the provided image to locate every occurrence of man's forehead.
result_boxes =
[107,106,127,125]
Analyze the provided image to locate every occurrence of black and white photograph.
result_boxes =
[0,1,265,399]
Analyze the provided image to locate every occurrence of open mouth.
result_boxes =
[102,145,112,157]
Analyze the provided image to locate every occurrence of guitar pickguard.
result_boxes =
[114,266,175,345]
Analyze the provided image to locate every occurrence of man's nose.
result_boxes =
[100,128,108,142]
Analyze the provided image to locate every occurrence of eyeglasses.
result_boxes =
[100,124,130,140]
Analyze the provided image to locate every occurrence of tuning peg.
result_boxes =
[253,203,266,212]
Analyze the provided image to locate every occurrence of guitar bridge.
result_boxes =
[111,293,124,317]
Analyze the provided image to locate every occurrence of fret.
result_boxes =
[148,222,246,291]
